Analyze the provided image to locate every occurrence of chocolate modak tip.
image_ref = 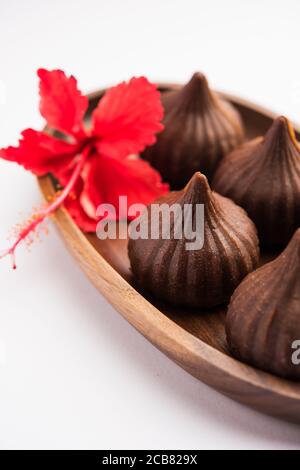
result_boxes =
[142,72,244,188]
[226,228,300,380]
[213,116,300,247]
[128,172,259,308]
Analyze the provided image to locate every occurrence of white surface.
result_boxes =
[0,0,300,450]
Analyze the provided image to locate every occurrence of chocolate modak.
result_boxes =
[226,228,300,380]
[142,72,244,188]
[128,172,259,308]
[213,116,300,247]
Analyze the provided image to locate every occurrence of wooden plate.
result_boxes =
[38,84,300,423]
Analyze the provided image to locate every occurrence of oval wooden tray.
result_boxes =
[38,84,300,423]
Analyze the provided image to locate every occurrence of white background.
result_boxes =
[0,0,300,450]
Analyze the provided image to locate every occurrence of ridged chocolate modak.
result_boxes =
[128,172,259,308]
[213,116,300,247]
[226,228,300,380]
[142,72,244,188]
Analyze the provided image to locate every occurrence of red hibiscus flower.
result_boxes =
[0,69,169,267]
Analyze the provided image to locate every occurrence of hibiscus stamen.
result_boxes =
[0,146,90,269]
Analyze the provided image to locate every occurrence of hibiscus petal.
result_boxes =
[79,154,169,221]
[38,68,88,138]
[63,176,97,232]
[0,128,79,177]
[92,77,164,159]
